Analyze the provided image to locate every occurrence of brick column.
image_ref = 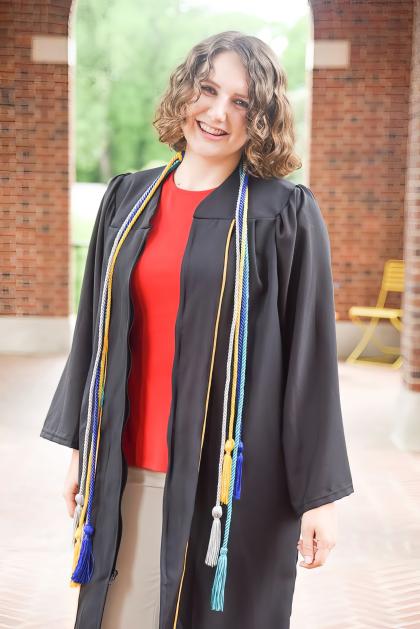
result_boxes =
[308,0,413,359]
[309,0,420,449]
[0,1,73,353]
[391,0,420,449]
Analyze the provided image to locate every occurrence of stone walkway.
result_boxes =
[1,355,419,628]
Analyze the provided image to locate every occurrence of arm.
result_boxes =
[277,184,354,568]
[40,173,127,449]
[277,184,354,518]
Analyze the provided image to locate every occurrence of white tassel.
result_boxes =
[205,505,223,567]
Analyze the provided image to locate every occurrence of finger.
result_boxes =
[64,493,76,518]
[299,538,332,569]
[298,553,315,568]
[298,531,315,565]
[303,547,330,569]
[313,537,333,564]
[297,548,314,565]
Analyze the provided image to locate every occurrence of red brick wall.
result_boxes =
[0,0,73,317]
[402,0,420,391]
[0,0,416,340]
[309,0,413,319]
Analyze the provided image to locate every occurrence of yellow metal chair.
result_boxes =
[346,259,404,369]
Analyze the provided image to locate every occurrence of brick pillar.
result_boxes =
[309,0,420,449]
[308,0,413,359]
[391,0,420,449]
[0,0,73,352]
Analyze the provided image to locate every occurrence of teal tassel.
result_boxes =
[233,440,243,499]
[71,524,95,583]
[211,547,228,611]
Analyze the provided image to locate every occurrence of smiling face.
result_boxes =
[180,50,250,163]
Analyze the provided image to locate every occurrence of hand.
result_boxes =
[296,502,337,569]
[62,448,80,518]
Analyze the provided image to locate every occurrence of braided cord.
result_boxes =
[69,150,251,613]
[204,165,248,567]
[216,168,246,502]
[71,153,183,583]
[210,177,249,611]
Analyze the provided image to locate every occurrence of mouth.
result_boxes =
[196,120,228,137]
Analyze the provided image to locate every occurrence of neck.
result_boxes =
[173,148,242,191]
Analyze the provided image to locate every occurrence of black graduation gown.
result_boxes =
[40,161,354,629]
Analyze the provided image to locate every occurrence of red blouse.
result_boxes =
[122,170,216,471]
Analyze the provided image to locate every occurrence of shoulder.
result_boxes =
[249,175,321,222]
[116,165,165,198]
[105,167,322,225]
[99,165,165,224]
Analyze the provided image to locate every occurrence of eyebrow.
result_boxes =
[202,78,249,100]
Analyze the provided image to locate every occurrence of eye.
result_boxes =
[201,84,215,94]
[200,84,249,108]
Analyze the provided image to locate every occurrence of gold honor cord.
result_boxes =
[172,218,236,627]
[70,153,183,583]
[220,202,247,504]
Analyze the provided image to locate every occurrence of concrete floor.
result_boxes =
[1,355,419,628]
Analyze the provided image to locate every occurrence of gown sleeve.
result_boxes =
[39,173,127,449]
[276,183,355,518]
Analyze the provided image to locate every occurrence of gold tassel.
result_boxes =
[220,438,235,504]
[69,525,83,588]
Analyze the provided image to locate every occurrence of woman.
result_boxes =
[40,30,354,629]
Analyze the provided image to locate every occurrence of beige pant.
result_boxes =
[101,466,166,629]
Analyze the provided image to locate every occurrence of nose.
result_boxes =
[207,96,228,122]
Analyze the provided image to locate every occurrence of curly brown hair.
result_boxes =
[153,30,302,179]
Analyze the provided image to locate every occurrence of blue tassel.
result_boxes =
[211,547,228,611]
[233,441,243,499]
[71,524,95,583]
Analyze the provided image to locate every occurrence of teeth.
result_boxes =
[198,121,226,136]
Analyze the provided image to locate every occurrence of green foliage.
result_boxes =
[75,0,310,182]
[72,3,310,310]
